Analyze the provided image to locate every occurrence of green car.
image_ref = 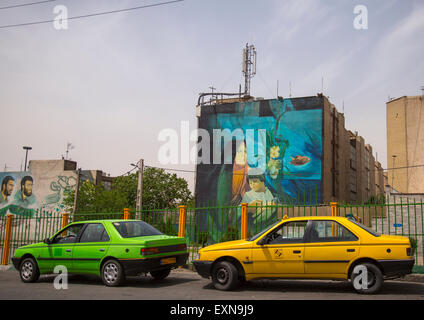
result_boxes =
[11,219,189,286]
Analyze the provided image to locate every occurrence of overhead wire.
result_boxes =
[0,0,57,10]
[0,0,184,29]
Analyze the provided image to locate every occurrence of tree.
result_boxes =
[63,167,193,213]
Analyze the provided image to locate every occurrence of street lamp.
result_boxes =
[23,146,32,171]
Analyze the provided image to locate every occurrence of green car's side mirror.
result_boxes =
[43,238,51,245]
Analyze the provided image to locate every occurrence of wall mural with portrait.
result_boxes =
[0,170,99,218]
[195,97,323,242]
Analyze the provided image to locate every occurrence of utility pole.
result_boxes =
[132,159,144,218]
[73,168,81,214]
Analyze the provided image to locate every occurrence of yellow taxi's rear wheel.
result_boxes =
[211,261,239,291]
[351,262,383,294]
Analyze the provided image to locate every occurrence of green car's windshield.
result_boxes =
[248,220,281,241]
[113,221,163,238]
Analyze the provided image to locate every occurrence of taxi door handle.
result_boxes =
[347,249,355,252]
[99,249,105,252]
[293,250,301,254]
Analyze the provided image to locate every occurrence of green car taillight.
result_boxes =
[140,247,159,255]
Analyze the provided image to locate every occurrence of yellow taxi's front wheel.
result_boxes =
[211,261,239,291]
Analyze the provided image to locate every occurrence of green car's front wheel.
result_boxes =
[19,257,40,283]
[101,259,125,287]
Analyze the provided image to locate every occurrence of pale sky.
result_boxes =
[1,0,423,192]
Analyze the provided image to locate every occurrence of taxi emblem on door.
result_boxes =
[274,249,283,257]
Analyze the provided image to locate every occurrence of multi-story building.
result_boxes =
[387,95,424,193]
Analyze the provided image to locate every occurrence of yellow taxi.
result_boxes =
[193,216,415,294]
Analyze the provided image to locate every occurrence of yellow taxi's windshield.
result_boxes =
[248,221,280,241]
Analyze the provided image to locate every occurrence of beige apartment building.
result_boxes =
[304,96,384,204]
[387,95,424,193]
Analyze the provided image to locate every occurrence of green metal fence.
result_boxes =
[0,208,64,264]
[135,207,180,236]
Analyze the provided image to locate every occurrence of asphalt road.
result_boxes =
[0,268,423,300]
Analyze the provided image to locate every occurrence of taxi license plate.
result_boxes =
[160,257,176,265]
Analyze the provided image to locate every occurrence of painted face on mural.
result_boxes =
[1,176,15,198]
[5,180,15,196]
[249,178,266,193]
[23,180,33,197]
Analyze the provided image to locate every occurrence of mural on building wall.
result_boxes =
[0,174,39,217]
[195,97,323,242]
[0,170,92,218]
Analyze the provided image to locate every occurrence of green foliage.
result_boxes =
[63,180,127,213]
[141,167,193,209]
[197,231,209,247]
[409,237,417,255]
[63,167,193,214]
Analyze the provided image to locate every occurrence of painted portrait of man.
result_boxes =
[14,176,38,208]
[0,176,15,206]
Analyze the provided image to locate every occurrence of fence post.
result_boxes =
[330,202,338,216]
[241,203,248,240]
[1,214,13,266]
[124,208,131,220]
[61,212,69,229]
[330,202,338,237]
[178,205,187,238]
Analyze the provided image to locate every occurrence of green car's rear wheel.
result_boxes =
[101,259,125,287]
[150,268,171,280]
[19,257,40,283]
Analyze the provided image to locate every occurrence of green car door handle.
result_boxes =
[99,249,105,252]
[66,249,71,252]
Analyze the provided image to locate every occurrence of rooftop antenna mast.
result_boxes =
[66,142,75,160]
[242,43,256,96]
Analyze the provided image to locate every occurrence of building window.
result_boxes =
[350,145,356,170]
[365,150,370,170]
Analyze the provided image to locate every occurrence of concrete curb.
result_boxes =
[398,274,424,283]
[0,265,13,271]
